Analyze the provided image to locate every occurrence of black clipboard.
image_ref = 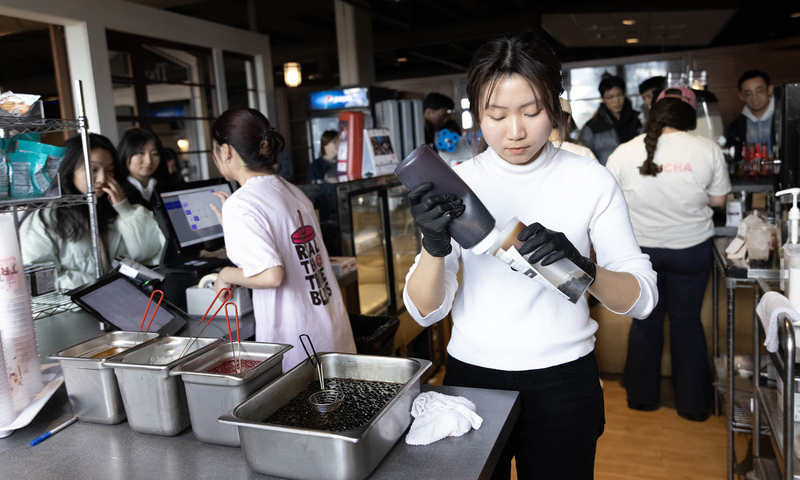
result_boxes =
[68,272,187,335]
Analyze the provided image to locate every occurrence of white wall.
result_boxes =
[0,0,276,148]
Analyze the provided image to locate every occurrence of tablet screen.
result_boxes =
[79,277,176,332]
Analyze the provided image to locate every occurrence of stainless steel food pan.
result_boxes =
[170,341,292,447]
[104,336,223,436]
[218,353,431,480]
[47,331,161,424]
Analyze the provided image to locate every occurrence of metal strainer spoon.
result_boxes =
[299,334,344,413]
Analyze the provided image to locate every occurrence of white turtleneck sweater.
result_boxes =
[402,142,657,371]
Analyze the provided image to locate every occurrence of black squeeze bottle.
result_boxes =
[394,144,593,303]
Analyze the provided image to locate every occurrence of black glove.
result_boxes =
[517,223,596,282]
[407,182,465,257]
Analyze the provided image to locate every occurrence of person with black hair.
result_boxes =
[726,69,776,156]
[404,31,656,479]
[306,129,338,183]
[208,107,355,369]
[606,87,731,422]
[578,75,642,165]
[423,92,455,149]
[161,147,185,185]
[638,76,667,123]
[116,127,170,209]
[20,133,165,289]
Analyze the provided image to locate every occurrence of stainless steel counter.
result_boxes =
[0,380,518,480]
[6,309,520,479]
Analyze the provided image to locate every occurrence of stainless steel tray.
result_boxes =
[171,341,292,446]
[47,331,160,424]
[104,336,223,436]
[219,353,431,480]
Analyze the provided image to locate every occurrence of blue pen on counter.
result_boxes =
[30,417,77,446]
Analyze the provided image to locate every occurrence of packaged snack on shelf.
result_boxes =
[5,133,42,153]
[15,140,66,183]
[0,91,41,117]
[7,151,50,199]
[0,138,8,200]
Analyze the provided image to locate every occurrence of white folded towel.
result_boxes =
[405,391,483,446]
[756,291,800,352]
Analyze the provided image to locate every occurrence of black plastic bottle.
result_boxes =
[394,144,593,304]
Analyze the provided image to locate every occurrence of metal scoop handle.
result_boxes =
[223,302,241,373]
[300,334,325,390]
[180,288,232,357]
[138,290,164,332]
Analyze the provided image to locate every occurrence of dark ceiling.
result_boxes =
[157,0,800,88]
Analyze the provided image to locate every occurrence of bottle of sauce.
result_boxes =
[394,144,593,304]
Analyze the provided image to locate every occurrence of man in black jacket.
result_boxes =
[578,75,642,166]
[726,70,775,160]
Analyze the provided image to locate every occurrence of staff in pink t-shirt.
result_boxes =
[208,108,355,369]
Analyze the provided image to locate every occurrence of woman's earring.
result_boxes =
[226,156,231,163]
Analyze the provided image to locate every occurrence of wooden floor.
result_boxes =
[427,369,738,479]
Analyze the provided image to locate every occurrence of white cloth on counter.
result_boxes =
[756,291,800,352]
[405,391,483,446]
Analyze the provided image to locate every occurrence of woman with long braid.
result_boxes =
[606,87,731,421]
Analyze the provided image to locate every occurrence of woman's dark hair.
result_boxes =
[466,30,566,154]
[599,75,626,97]
[211,108,285,172]
[638,96,697,176]
[115,127,169,207]
[46,133,119,241]
[320,130,338,150]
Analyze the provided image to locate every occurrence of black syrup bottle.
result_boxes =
[394,144,593,303]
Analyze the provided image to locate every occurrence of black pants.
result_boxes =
[443,352,605,480]
[624,238,713,415]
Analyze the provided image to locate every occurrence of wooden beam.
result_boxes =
[48,24,74,140]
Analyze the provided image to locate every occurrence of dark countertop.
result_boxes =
[0,382,519,480]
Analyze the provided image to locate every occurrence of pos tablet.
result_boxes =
[69,272,188,335]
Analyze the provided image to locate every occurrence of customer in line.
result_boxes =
[116,127,169,210]
[21,133,165,289]
[726,69,776,156]
[606,87,731,422]
[638,76,667,124]
[579,75,642,165]
[306,129,339,183]
[423,92,455,150]
[403,30,656,479]
[208,107,355,369]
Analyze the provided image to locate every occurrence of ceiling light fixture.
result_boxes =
[791,12,800,18]
[626,38,640,44]
[283,62,302,88]
[622,19,636,25]
[397,57,408,63]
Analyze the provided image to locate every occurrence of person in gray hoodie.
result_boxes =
[578,75,642,166]
[725,70,775,159]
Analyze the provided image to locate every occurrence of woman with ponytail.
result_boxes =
[208,108,355,369]
[606,87,731,422]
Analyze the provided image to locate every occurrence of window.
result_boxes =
[107,31,218,181]
[224,52,259,110]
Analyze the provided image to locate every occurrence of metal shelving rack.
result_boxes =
[753,277,799,480]
[0,80,100,319]
[712,236,781,480]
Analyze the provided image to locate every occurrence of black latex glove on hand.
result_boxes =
[517,223,596,283]
[408,182,465,257]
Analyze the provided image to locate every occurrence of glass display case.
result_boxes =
[386,185,421,311]
[297,175,419,315]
